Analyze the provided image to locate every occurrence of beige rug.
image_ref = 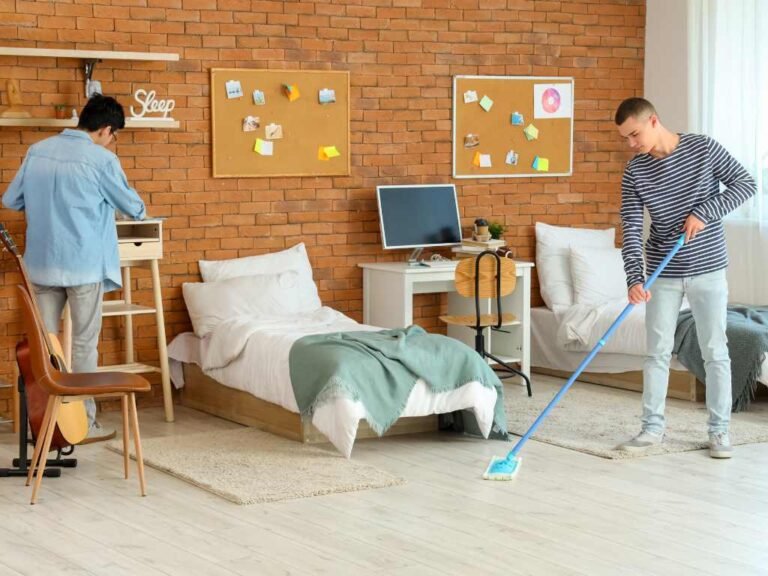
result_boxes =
[106,428,404,505]
[505,378,768,459]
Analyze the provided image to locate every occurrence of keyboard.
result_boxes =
[425,259,458,268]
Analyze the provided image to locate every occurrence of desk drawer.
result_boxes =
[119,240,162,260]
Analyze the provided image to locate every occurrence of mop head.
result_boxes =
[482,455,521,480]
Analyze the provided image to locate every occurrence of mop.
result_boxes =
[483,233,686,480]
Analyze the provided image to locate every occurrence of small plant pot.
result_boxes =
[54,107,68,119]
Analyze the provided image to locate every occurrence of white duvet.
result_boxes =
[167,307,497,457]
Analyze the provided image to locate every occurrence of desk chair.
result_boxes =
[17,285,152,504]
[439,252,532,396]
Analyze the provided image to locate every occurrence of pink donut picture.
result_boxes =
[541,87,561,114]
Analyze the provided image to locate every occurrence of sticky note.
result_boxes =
[523,124,539,141]
[254,138,273,156]
[318,146,340,160]
[472,152,481,167]
[532,156,549,171]
[318,88,336,104]
[479,153,492,168]
[463,90,478,104]
[282,84,300,102]
[479,95,493,111]
[510,111,524,125]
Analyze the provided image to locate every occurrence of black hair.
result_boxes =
[614,97,657,125]
[77,94,126,133]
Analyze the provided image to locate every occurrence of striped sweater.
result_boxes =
[620,133,756,288]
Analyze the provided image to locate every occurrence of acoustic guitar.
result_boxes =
[0,224,88,448]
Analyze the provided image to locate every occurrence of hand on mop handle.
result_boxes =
[483,234,686,481]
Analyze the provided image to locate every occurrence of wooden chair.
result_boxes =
[16,285,152,504]
[440,251,532,396]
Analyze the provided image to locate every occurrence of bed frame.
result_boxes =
[532,367,704,401]
[180,363,439,443]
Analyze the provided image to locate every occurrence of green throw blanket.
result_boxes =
[674,306,768,412]
[288,325,508,438]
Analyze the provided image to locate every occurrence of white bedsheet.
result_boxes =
[167,307,497,458]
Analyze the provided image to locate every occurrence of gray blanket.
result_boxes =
[288,325,508,438]
[674,306,768,411]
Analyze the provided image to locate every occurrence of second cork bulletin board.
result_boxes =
[453,75,574,179]
[211,68,350,178]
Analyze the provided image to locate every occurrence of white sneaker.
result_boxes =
[78,421,116,445]
[709,432,733,459]
[618,430,664,453]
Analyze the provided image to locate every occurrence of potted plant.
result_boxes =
[54,104,67,119]
[488,221,506,240]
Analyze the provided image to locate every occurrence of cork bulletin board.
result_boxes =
[452,76,574,179]
[211,68,350,178]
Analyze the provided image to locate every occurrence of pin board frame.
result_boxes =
[211,68,350,178]
[452,75,574,179]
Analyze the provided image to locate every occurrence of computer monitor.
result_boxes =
[376,184,462,265]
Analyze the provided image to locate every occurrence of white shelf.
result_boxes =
[0,118,179,129]
[95,362,161,375]
[0,47,178,61]
[102,301,156,317]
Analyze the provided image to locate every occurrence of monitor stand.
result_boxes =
[406,248,428,267]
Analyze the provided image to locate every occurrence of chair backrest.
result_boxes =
[455,253,516,299]
[17,285,59,392]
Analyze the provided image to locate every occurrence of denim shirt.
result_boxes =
[2,129,146,292]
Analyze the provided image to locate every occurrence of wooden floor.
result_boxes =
[1,376,768,576]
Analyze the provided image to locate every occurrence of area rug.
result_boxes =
[106,428,404,505]
[504,378,768,459]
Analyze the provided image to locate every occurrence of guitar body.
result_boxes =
[16,341,88,449]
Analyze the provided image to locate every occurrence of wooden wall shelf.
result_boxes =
[0,47,178,61]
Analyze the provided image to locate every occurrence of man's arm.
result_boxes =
[2,155,29,211]
[690,137,757,223]
[620,167,645,290]
[99,157,146,220]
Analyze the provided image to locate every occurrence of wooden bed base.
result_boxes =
[532,367,704,402]
[180,363,438,444]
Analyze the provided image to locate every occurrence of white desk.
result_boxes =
[358,260,534,378]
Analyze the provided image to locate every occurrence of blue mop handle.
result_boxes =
[505,233,686,460]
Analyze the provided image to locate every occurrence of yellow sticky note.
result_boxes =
[472,151,481,166]
[282,84,300,102]
[254,138,273,156]
[319,145,340,160]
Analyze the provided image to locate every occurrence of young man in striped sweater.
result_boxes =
[614,97,756,458]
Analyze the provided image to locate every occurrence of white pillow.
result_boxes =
[198,243,321,311]
[535,222,615,309]
[569,245,628,306]
[182,272,304,337]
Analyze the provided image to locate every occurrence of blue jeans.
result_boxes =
[643,269,731,435]
[34,283,104,426]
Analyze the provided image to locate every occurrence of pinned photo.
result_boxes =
[252,90,265,105]
[265,123,284,139]
[505,150,519,166]
[510,111,524,126]
[318,88,336,104]
[242,115,260,132]
[225,80,243,99]
[463,90,478,104]
[464,133,480,148]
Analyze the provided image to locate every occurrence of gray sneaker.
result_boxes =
[709,432,733,459]
[618,430,664,452]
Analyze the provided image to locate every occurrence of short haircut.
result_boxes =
[77,94,126,133]
[614,97,657,125]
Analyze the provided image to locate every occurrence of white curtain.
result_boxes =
[689,0,768,304]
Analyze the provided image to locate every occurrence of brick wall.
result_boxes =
[0,0,645,417]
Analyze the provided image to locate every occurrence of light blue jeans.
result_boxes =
[643,269,731,435]
[34,283,104,427]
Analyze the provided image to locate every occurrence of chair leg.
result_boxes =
[26,395,56,487]
[121,394,130,480]
[30,396,62,505]
[128,393,146,496]
[486,351,533,397]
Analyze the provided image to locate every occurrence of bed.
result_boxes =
[531,222,768,402]
[167,243,504,458]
